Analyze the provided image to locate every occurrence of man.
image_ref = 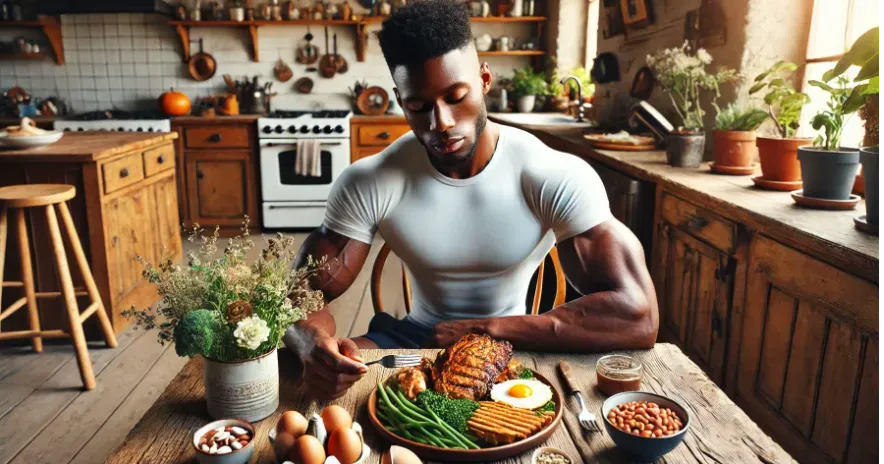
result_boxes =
[284,0,658,399]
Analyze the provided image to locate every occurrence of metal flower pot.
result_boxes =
[860,146,879,225]
[666,133,705,168]
[797,146,860,200]
[203,348,279,422]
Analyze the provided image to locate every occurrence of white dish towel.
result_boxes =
[295,139,322,177]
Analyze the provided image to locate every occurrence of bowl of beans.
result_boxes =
[192,419,255,464]
[601,391,690,460]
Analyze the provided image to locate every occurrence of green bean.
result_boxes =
[391,388,479,449]
[422,403,480,449]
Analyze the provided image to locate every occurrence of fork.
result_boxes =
[363,354,422,368]
[559,361,602,432]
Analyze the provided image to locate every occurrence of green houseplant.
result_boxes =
[797,75,866,200]
[510,67,547,113]
[647,41,737,167]
[712,103,768,170]
[749,61,812,184]
[124,219,327,421]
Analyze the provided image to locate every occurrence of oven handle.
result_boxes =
[268,203,326,209]
[261,142,343,147]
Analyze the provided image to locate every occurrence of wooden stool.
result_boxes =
[0,184,118,390]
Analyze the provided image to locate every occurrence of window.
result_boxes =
[798,0,879,146]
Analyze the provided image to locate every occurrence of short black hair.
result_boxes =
[378,0,473,70]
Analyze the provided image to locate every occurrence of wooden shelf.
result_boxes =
[166,15,548,64]
[0,52,49,60]
[0,16,64,65]
[478,50,545,56]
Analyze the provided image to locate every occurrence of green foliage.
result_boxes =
[518,368,536,379]
[824,27,878,91]
[173,309,220,358]
[510,67,548,97]
[809,76,868,150]
[749,60,810,138]
[416,390,481,434]
[714,103,769,131]
[534,400,556,416]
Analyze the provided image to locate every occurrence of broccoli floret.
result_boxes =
[518,369,536,379]
[174,309,218,358]
[535,400,556,416]
[417,390,480,434]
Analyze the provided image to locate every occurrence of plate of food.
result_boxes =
[367,334,563,461]
[584,131,656,151]
[1,117,63,148]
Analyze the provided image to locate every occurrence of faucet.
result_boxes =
[560,75,585,122]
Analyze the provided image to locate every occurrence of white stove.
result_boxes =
[53,110,171,133]
[258,110,353,229]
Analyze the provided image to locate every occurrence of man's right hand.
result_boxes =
[302,336,368,399]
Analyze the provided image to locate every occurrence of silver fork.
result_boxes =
[559,361,601,432]
[363,354,422,368]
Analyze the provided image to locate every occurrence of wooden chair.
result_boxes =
[371,242,567,315]
[0,184,118,390]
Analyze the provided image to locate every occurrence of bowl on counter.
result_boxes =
[0,130,64,148]
[601,391,691,461]
[531,446,577,464]
[192,419,255,464]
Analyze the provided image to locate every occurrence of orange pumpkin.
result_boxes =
[159,88,191,116]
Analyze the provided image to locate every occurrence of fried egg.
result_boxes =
[489,379,553,410]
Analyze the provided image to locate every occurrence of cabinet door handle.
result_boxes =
[197,169,204,180]
[208,133,222,142]
[685,215,709,231]
[157,155,166,164]
[377,131,390,140]
[120,168,130,178]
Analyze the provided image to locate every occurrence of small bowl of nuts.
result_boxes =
[193,419,255,464]
[531,446,576,464]
[601,391,691,461]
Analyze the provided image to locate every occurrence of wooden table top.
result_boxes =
[104,344,793,463]
[0,132,177,162]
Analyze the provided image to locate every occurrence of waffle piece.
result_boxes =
[466,401,554,445]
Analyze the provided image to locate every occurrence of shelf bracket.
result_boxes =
[39,16,64,65]
[355,23,367,62]
[248,25,259,62]
[174,24,191,62]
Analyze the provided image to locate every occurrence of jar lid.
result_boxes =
[596,354,642,379]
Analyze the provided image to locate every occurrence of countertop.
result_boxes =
[351,114,407,123]
[170,115,261,124]
[0,132,178,163]
[489,116,878,283]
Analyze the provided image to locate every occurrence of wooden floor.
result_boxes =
[0,233,405,464]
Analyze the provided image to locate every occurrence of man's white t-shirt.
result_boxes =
[324,124,611,328]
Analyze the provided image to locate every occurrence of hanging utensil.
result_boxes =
[274,58,293,82]
[319,26,337,78]
[296,27,319,65]
[223,74,236,92]
[333,33,348,74]
[188,39,217,82]
[295,76,314,94]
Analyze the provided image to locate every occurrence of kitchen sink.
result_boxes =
[490,112,596,127]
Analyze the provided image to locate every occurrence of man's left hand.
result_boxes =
[426,318,492,348]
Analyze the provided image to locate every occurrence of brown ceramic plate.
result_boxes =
[367,371,564,462]
[791,190,860,210]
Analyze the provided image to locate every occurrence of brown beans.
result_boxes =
[607,400,684,439]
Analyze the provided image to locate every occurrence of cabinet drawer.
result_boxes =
[184,126,250,149]
[357,125,410,146]
[102,153,145,194]
[661,193,735,252]
[143,144,175,177]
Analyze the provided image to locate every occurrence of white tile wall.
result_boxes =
[0,12,533,113]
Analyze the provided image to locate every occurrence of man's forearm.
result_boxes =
[486,291,657,352]
[283,306,336,356]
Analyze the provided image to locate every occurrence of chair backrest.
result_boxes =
[370,243,567,316]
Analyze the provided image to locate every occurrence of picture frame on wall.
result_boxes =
[602,0,625,38]
[620,0,649,26]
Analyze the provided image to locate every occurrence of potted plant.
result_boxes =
[712,103,769,169]
[647,41,737,168]
[749,61,812,183]
[229,0,245,21]
[798,75,867,200]
[824,27,878,207]
[510,67,547,113]
[123,219,327,421]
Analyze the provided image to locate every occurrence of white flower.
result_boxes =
[233,315,270,350]
[697,49,712,65]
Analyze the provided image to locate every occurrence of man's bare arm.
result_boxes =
[429,219,659,351]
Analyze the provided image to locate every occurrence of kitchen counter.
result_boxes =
[491,118,878,283]
[0,132,177,162]
[351,114,407,123]
[170,115,261,124]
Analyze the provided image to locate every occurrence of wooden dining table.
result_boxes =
[104,343,794,463]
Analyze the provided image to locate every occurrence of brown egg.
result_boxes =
[320,405,353,435]
[381,445,423,464]
[273,431,296,462]
[328,427,363,464]
[290,434,326,464]
[277,410,308,438]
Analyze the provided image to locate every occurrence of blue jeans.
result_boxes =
[361,312,432,349]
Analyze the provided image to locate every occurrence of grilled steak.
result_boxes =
[430,334,513,400]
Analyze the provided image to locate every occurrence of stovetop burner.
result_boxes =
[67,110,168,121]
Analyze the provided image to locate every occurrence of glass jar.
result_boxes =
[596,354,642,396]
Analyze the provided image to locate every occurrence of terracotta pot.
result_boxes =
[756,136,811,182]
[666,133,705,168]
[713,130,757,167]
[797,146,860,200]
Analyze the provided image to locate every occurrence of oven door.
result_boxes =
[259,139,350,202]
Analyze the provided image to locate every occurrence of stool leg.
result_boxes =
[57,202,117,348]
[0,206,7,332]
[46,205,95,390]
[16,208,42,353]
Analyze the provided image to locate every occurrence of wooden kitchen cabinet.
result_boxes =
[350,115,411,163]
[171,117,260,232]
[735,235,878,464]
[651,191,742,387]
